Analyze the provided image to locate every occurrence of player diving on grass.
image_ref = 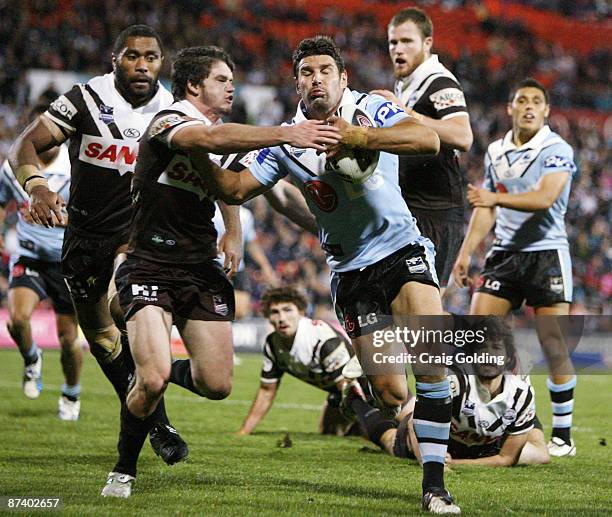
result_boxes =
[98,45,341,498]
[237,286,360,436]
[196,35,467,514]
[452,78,578,458]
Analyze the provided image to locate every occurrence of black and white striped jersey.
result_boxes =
[260,318,354,391]
[43,73,173,238]
[394,55,469,211]
[448,370,536,447]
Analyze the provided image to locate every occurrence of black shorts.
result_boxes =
[9,256,74,315]
[332,240,438,338]
[61,227,129,302]
[232,270,250,292]
[476,249,573,310]
[116,255,235,322]
[410,207,464,287]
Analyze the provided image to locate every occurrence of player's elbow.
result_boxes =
[454,132,473,153]
[218,190,246,205]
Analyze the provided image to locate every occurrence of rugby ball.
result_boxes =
[326,104,379,184]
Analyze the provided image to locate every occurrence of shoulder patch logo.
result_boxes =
[149,114,187,138]
[429,88,466,111]
[544,155,573,169]
[50,95,77,120]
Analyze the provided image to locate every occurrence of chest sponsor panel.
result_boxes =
[78,135,138,175]
[157,154,215,201]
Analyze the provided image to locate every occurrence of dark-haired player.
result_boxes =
[453,78,578,458]
[237,287,357,436]
[371,7,473,295]
[101,45,340,498]
[10,24,189,461]
[199,36,463,514]
[1,105,82,419]
[352,317,550,467]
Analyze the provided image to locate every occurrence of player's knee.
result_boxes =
[7,312,30,334]
[57,329,79,351]
[140,372,169,399]
[82,326,122,364]
[193,376,232,400]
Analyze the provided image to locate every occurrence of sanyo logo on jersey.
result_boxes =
[131,284,159,301]
[79,135,138,172]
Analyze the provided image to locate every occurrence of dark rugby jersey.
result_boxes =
[43,73,173,238]
[394,55,469,211]
[127,100,219,264]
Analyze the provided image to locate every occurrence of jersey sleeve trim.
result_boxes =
[167,120,206,148]
[441,111,470,121]
[42,112,75,134]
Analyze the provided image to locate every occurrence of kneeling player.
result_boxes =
[349,317,550,467]
[237,287,358,436]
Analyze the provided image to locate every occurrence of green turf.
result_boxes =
[0,349,610,516]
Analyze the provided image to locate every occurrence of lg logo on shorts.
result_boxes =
[358,313,378,328]
[484,279,501,291]
[132,284,159,299]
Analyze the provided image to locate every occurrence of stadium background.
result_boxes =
[0,2,610,515]
[0,0,609,332]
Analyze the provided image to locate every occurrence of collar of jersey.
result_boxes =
[293,88,356,123]
[501,125,551,153]
[172,99,217,126]
[395,54,443,94]
[97,73,167,114]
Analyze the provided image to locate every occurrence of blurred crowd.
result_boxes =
[0,0,609,316]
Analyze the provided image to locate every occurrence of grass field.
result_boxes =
[0,349,610,516]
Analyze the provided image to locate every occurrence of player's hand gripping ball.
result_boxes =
[326,105,380,184]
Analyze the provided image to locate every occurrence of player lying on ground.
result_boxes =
[101,45,341,498]
[1,104,82,419]
[197,35,466,514]
[452,78,578,458]
[346,316,550,467]
[237,287,360,436]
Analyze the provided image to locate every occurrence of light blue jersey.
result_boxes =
[0,145,70,263]
[484,126,576,252]
[249,89,428,272]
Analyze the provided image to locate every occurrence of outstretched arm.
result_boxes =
[237,382,279,435]
[449,433,529,467]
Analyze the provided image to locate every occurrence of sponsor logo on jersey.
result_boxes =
[290,147,307,158]
[304,180,338,212]
[99,104,115,125]
[374,102,403,126]
[544,155,573,169]
[157,154,215,201]
[131,284,159,302]
[50,95,77,120]
[123,128,141,138]
[79,135,138,174]
[406,256,427,274]
[149,114,187,138]
[213,294,229,316]
[495,182,508,193]
[478,419,490,430]
[429,88,466,111]
[343,313,356,335]
[358,312,378,328]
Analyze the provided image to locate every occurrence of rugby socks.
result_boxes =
[548,376,577,444]
[22,342,40,366]
[61,383,81,402]
[413,380,451,491]
[114,402,162,477]
[349,398,396,448]
[168,358,201,396]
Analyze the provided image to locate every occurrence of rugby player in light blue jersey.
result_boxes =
[201,36,464,514]
[453,78,578,458]
[0,105,82,420]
